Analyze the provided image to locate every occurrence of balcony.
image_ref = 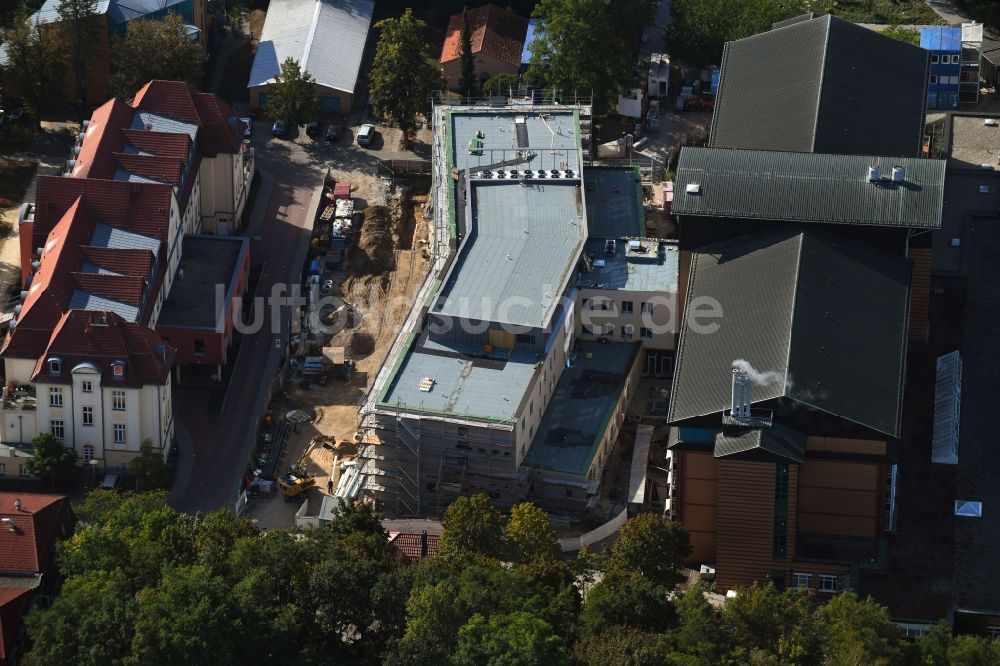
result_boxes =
[2,384,36,411]
[721,408,773,429]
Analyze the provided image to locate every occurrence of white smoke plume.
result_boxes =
[732,358,784,387]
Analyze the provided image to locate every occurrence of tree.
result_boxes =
[128,438,170,490]
[817,592,909,665]
[607,513,692,587]
[482,73,519,97]
[505,502,560,564]
[437,493,506,563]
[227,0,242,37]
[580,572,676,634]
[457,6,477,98]
[369,9,443,142]
[452,611,568,666]
[56,0,100,105]
[110,13,204,99]
[528,0,655,114]
[665,0,794,68]
[2,14,66,123]
[572,628,671,666]
[263,57,319,127]
[0,123,35,165]
[25,432,77,485]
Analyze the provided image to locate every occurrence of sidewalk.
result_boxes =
[923,0,970,26]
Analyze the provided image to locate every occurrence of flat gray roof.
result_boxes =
[450,110,581,174]
[433,181,585,328]
[576,238,679,293]
[583,167,644,238]
[948,115,1000,170]
[673,147,945,229]
[379,336,539,423]
[523,340,639,475]
[158,236,247,329]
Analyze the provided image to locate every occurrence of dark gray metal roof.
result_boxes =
[714,424,806,463]
[668,230,911,437]
[709,14,929,158]
[673,147,945,229]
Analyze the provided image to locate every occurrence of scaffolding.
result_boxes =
[960,22,984,105]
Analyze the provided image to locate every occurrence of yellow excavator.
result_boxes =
[277,437,321,501]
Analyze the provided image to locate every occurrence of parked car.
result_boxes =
[240,117,252,142]
[356,123,375,146]
[306,119,321,139]
[325,120,344,143]
[100,472,120,490]
[271,120,289,138]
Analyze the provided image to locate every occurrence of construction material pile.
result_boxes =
[357,206,395,274]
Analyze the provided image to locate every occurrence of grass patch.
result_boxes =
[0,161,37,209]
[823,0,945,25]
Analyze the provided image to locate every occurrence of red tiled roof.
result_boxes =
[2,199,96,359]
[120,129,192,161]
[132,80,242,156]
[388,532,440,563]
[31,311,174,387]
[79,246,155,278]
[71,98,135,180]
[0,588,33,663]
[32,176,173,250]
[0,493,75,574]
[441,3,528,68]
[69,272,146,306]
[112,152,185,186]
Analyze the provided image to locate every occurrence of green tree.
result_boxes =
[580,572,676,634]
[369,8,443,143]
[505,502,561,563]
[437,493,506,564]
[665,583,730,664]
[528,0,655,114]
[2,14,66,123]
[666,0,795,68]
[0,123,35,165]
[227,0,242,36]
[128,438,170,490]
[263,56,319,127]
[452,611,568,666]
[457,6,477,98]
[607,513,692,587]
[56,0,100,104]
[26,431,77,485]
[947,634,1000,665]
[817,591,908,665]
[482,73,519,97]
[572,627,671,666]
[110,12,204,99]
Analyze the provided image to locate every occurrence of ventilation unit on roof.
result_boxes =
[891,166,905,183]
[985,118,999,127]
[867,166,881,182]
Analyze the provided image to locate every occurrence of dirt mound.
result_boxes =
[350,329,375,358]
[357,205,396,274]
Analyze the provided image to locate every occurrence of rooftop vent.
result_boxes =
[891,166,905,183]
[985,118,999,127]
[730,368,752,420]
[979,185,990,194]
[685,183,701,194]
[867,166,881,182]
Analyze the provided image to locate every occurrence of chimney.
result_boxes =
[420,530,428,558]
[14,498,21,512]
[731,368,751,420]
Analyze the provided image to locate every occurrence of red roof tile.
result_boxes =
[71,98,135,180]
[388,532,440,563]
[0,587,33,663]
[31,311,174,387]
[120,129,192,161]
[112,152,185,185]
[0,493,75,574]
[441,4,528,68]
[79,246,155,278]
[69,272,146,306]
[132,80,242,156]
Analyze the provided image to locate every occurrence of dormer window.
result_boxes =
[112,361,125,378]
[48,357,62,375]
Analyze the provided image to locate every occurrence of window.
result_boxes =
[587,298,610,311]
[640,301,652,314]
[0,463,5,476]
[82,406,94,426]
[929,75,938,84]
[640,327,653,339]
[516,333,535,345]
[819,575,837,593]
[83,445,94,462]
[112,390,126,411]
[529,400,534,416]
[112,361,124,378]
[48,358,61,375]
[19,464,30,478]
[792,573,811,590]
[113,424,126,446]
[194,339,205,355]
[952,54,961,64]
[622,325,634,339]
[51,420,64,440]
[930,54,939,64]
[81,380,93,393]
[49,387,63,407]
[621,301,633,314]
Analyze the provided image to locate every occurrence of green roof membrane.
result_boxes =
[673,147,945,229]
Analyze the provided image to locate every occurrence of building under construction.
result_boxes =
[356,99,679,516]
